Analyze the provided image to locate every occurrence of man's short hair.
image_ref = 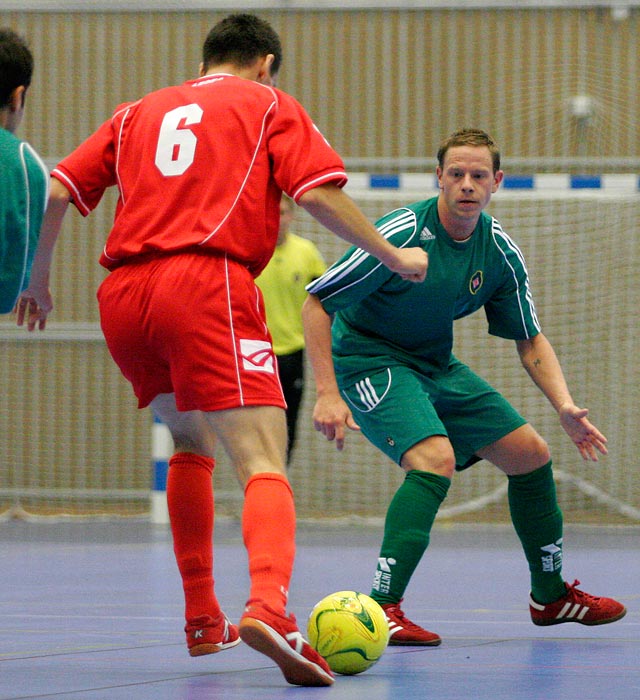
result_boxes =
[0,28,33,108]
[202,13,282,76]
[437,128,501,173]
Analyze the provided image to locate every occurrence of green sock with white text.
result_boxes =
[508,461,566,604]
[370,470,450,605]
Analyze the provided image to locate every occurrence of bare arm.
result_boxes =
[298,183,427,282]
[517,332,607,461]
[16,177,72,331]
[301,293,360,450]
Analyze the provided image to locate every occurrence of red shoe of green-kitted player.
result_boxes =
[530,579,626,626]
[381,599,442,646]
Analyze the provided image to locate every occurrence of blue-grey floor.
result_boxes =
[1,520,638,700]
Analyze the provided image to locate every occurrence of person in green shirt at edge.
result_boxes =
[0,27,49,317]
[256,195,326,464]
[302,127,626,646]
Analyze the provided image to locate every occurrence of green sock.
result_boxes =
[370,470,450,605]
[508,461,566,603]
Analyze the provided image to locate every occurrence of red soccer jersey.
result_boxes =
[52,74,347,275]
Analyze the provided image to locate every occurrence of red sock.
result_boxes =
[242,473,296,615]
[167,452,220,625]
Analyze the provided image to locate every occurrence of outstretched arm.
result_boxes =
[516,333,607,461]
[15,178,71,331]
[301,293,360,450]
[298,183,428,282]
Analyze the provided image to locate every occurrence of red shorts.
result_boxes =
[97,252,286,412]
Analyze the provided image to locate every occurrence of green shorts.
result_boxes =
[339,358,526,468]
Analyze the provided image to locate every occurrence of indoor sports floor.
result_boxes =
[1,519,638,700]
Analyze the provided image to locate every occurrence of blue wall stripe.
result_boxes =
[360,173,638,191]
[570,175,602,189]
[370,174,401,189]
[503,175,535,189]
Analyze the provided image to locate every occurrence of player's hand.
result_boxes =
[15,287,53,331]
[387,248,428,283]
[312,391,360,451]
[559,403,608,461]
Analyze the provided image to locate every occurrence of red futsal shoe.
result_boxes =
[239,601,334,686]
[186,612,240,656]
[381,599,442,646]
[529,580,627,626]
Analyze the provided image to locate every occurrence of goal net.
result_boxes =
[2,182,637,525]
[284,183,640,525]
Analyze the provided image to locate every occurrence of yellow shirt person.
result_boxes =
[256,196,326,461]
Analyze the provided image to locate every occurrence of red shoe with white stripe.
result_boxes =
[239,601,334,686]
[529,579,626,626]
[186,612,240,656]
[381,600,442,646]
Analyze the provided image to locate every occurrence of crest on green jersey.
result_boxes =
[469,270,484,295]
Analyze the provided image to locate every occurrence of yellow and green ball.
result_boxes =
[307,590,390,675]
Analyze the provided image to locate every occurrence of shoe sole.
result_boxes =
[532,606,627,627]
[389,637,442,647]
[239,617,334,686]
[189,637,241,657]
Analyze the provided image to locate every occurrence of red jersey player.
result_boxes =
[16,14,427,687]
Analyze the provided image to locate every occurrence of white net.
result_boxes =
[271,187,640,525]
[5,187,637,524]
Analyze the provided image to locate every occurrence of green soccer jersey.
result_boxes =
[307,196,541,385]
[0,128,49,313]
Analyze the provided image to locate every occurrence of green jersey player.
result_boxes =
[0,28,48,316]
[303,128,625,645]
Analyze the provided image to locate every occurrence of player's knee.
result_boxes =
[512,434,551,473]
[401,436,455,478]
[537,439,551,465]
[526,432,551,467]
[171,430,215,456]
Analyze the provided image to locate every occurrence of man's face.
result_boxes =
[436,145,503,222]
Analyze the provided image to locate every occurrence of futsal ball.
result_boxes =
[307,590,389,675]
